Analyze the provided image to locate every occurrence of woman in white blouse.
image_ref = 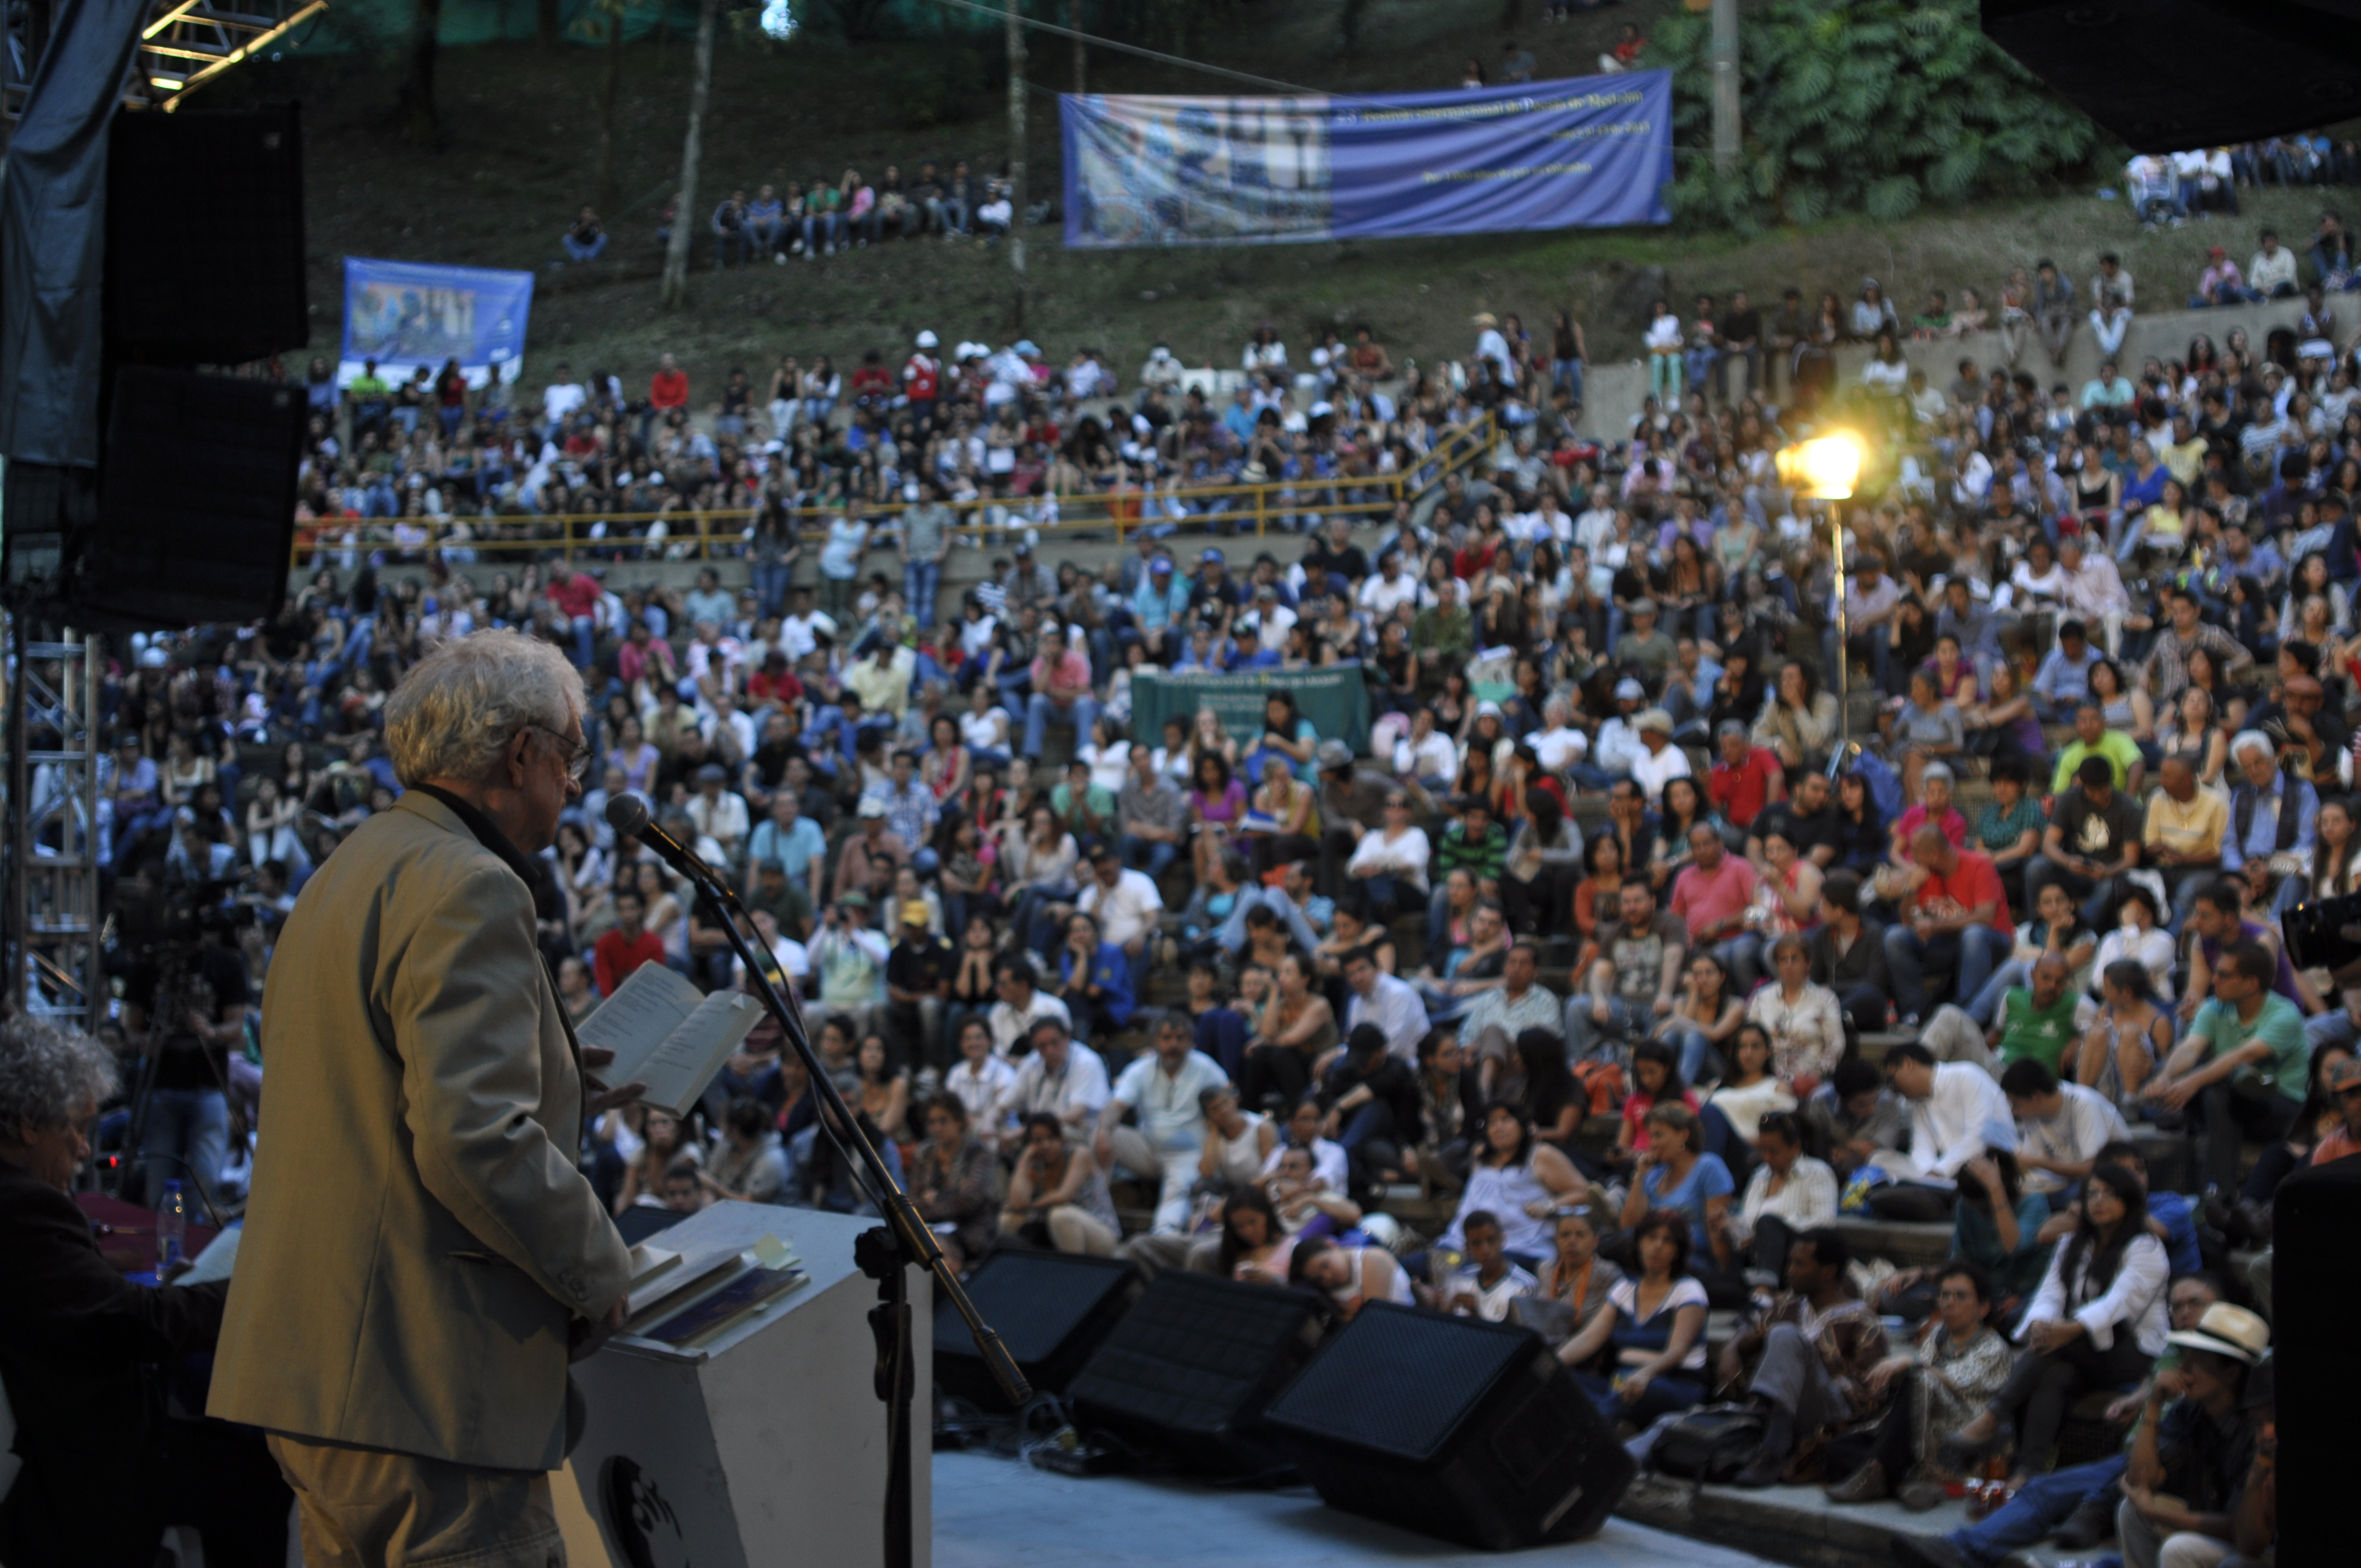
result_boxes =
[1936,1164,2167,1490]
[1745,934,1847,1096]
[2090,882,2175,1003]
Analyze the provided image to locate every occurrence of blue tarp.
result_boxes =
[1059,70,1672,249]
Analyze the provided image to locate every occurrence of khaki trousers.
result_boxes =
[268,1432,564,1568]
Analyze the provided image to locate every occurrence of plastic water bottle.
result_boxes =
[157,1179,188,1272]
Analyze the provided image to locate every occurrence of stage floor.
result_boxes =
[931,1450,1777,1566]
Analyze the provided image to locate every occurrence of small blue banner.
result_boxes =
[338,256,535,390]
[1060,71,1672,249]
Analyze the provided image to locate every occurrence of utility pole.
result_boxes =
[1068,0,1084,95]
[1710,0,1739,176]
[660,0,720,308]
[1006,0,1027,297]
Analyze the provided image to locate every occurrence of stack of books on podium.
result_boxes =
[619,1233,810,1353]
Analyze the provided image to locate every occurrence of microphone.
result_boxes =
[605,793,711,889]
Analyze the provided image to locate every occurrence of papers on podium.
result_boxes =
[574,963,764,1116]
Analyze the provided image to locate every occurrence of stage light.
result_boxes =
[1775,432,1864,500]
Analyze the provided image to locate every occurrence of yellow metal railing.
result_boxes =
[291,411,1500,566]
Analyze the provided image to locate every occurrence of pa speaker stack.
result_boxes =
[7,102,312,628]
[2266,1161,2361,1559]
[932,1250,1142,1413]
[1260,1303,1635,1550]
[1068,1271,1333,1475]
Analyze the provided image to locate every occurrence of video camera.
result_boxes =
[2281,890,2361,973]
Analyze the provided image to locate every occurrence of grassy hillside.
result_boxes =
[211,0,2329,393]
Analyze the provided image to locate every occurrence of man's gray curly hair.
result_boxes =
[383,628,585,789]
[0,1014,118,1139]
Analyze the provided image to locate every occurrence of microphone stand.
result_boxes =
[642,839,1029,1568]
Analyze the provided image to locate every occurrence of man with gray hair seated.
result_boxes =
[208,628,646,1568]
[0,1014,292,1567]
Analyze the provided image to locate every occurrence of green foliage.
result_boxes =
[1648,0,2106,233]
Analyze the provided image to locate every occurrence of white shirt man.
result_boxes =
[1346,820,1433,896]
[988,968,1073,1058]
[1007,1023,1109,1129]
[1629,717,1693,805]
[1076,858,1166,952]
[2011,1076,2131,1196]
[1100,1023,1229,1231]
[1343,953,1431,1061]
[1533,703,1590,772]
[1894,1052,2014,1180]
[1358,559,1422,619]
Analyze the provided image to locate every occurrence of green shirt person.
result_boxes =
[1994,951,2082,1075]
[2049,701,2146,794]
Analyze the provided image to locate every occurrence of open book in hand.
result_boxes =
[574,963,764,1117]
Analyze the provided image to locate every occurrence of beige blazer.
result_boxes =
[209,791,631,1471]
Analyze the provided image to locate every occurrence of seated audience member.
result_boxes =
[908,1095,997,1268]
[1802,1055,1909,1177]
[1556,1209,1713,1429]
[1440,1208,1539,1321]
[1708,1020,1798,1146]
[705,1094,791,1205]
[1828,1257,2015,1509]
[0,1016,292,1568]
[1937,1164,2169,1490]
[999,1111,1120,1255]
[1807,869,1892,1038]
[1403,1028,1484,1193]
[1093,1010,1226,1234]
[1526,1206,1625,1347]
[2079,954,2175,1112]
[1870,1042,2014,1221]
[2002,1057,2131,1199]
[1889,1284,2257,1567]
[1287,1231,1412,1317]
[2141,939,2310,1192]
[1434,1102,1585,1270]
[1746,932,1847,1095]
[1723,1110,1840,1281]
[1715,1227,1891,1488]
[1618,1101,1742,1305]
[1884,825,2014,1026]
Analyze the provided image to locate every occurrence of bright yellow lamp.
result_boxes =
[1774,433,1864,501]
[1776,431,1868,750]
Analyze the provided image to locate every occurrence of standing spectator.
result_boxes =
[2032,258,2076,366]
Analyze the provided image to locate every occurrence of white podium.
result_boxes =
[552,1203,932,1568]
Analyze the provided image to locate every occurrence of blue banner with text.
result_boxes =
[1060,72,1671,249]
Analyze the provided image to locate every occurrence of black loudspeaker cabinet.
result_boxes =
[1069,1271,1333,1474]
[106,103,308,364]
[1982,0,2361,152]
[83,367,305,628]
[1260,1302,1635,1551]
[933,1250,1141,1412]
[2268,1161,2361,1565]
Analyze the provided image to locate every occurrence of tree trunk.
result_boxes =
[660,0,720,308]
[1068,0,1083,95]
[1006,0,1026,282]
[537,0,561,47]
[596,0,624,214]
[399,0,443,149]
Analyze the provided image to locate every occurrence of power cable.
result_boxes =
[926,0,1359,102]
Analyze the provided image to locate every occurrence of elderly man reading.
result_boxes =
[209,630,641,1568]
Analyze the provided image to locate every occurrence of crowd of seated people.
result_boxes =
[51,241,2361,1562]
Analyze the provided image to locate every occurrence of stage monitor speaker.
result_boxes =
[933,1250,1141,1412]
[1069,1271,1333,1474]
[106,104,308,364]
[2267,1161,2361,1560]
[79,367,305,628]
[1260,1303,1634,1551]
[1981,0,2361,152]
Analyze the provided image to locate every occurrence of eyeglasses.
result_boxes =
[527,722,593,781]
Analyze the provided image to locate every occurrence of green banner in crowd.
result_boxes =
[1129,664,1372,756]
